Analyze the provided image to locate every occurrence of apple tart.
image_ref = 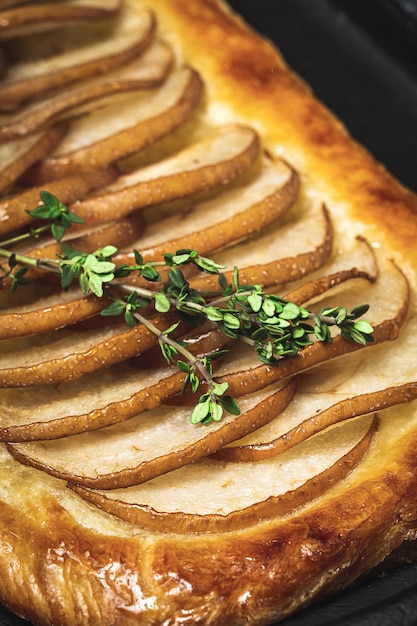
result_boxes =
[1,1,417,624]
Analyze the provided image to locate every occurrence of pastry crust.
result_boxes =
[1,1,417,625]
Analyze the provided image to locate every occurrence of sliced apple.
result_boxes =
[115,154,299,266]
[0,168,118,237]
[284,267,376,307]
[8,381,295,488]
[69,414,377,533]
[188,202,333,293]
[0,5,155,110]
[0,40,173,141]
[214,383,417,462]
[213,306,417,462]
[0,1,122,40]
[0,122,66,194]
[0,310,180,386]
[0,286,107,339]
[27,66,204,182]
[0,212,144,283]
[68,125,260,224]
[0,363,187,442]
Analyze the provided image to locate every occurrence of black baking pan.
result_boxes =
[1,1,417,624]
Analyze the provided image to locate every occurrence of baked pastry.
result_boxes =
[1,1,417,625]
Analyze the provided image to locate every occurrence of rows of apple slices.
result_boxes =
[0,242,382,437]
[0,3,155,110]
[1,0,417,533]
[70,415,377,533]
[0,2,123,41]
[0,232,379,389]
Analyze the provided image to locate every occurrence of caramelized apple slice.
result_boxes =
[189,202,333,292]
[282,240,377,306]
[28,67,204,181]
[116,155,299,265]
[0,6,155,110]
[214,301,417,462]
[0,363,187,442]
[69,125,260,224]
[1,212,144,282]
[0,0,122,40]
[0,168,117,237]
[0,122,66,194]
[0,41,173,141]
[0,311,179,386]
[8,381,295,488]
[214,383,417,462]
[0,287,106,339]
[70,415,377,533]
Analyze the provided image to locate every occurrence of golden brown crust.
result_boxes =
[1,1,417,625]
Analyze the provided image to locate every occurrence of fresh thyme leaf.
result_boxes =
[51,223,65,242]
[350,304,370,319]
[354,320,374,334]
[212,381,229,396]
[101,301,126,317]
[191,397,210,424]
[177,360,191,373]
[155,292,171,313]
[29,192,85,242]
[10,266,29,293]
[248,292,262,312]
[220,395,241,415]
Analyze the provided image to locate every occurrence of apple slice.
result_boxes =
[68,125,260,224]
[213,303,417,462]
[69,415,377,533]
[214,383,417,462]
[0,1,122,40]
[1,212,144,283]
[0,286,107,339]
[28,66,204,181]
[188,202,333,293]
[0,310,180,387]
[0,122,66,194]
[8,381,295,488]
[0,5,155,110]
[115,154,299,265]
[0,167,118,237]
[0,362,187,442]
[0,40,173,141]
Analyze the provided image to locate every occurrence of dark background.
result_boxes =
[1,1,417,624]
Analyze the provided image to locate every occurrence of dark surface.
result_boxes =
[1,1,417,624]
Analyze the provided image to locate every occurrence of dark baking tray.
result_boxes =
[1,1,417,624]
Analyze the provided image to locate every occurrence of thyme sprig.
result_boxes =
[0,193,375,425]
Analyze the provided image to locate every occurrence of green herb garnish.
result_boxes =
[0,193,375,424]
